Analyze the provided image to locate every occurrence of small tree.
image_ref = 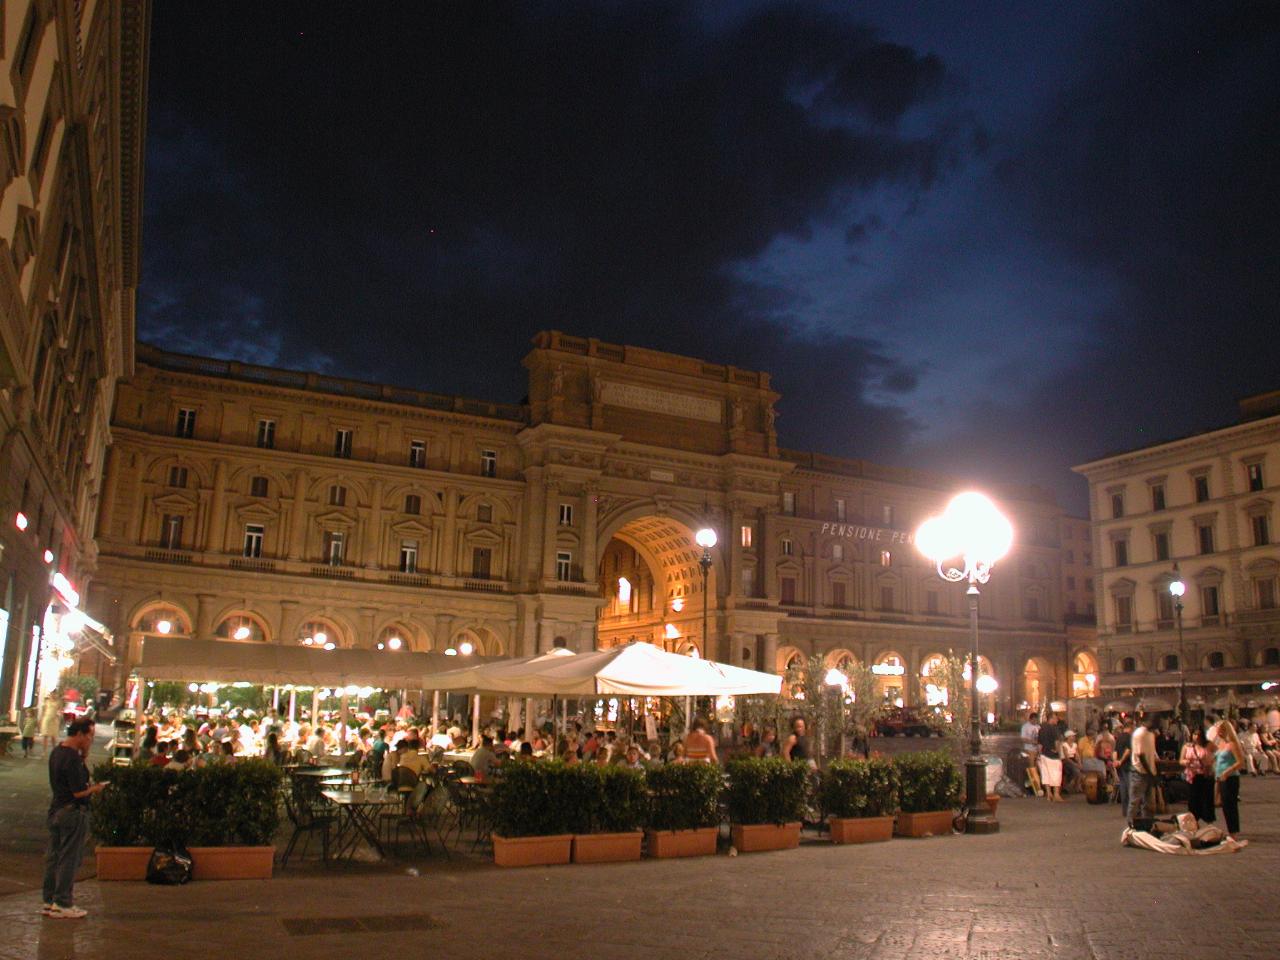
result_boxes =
[840,662,886,756]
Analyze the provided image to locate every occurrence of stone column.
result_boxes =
[763,633,779,675]
[278,599,299,646]
[365,479,384,569]
[581,483,599,582]
[436,614,455,653]
[441,488,458,576]
[360,607,378,649]
[96,446,120,538]
[287,468,309,560]
[195,593,216,640]
[204,461,228,552]
[541,480,560,582]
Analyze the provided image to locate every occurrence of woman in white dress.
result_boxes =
[38,694,62,755]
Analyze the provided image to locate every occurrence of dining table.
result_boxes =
[320,788,404,861]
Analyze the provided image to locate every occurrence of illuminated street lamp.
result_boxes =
[693,527,717,730]
[1169,564,1187,721]
[916,491,1014,834]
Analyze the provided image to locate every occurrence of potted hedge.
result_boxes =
[572,765,647,863]
[90,760,283,880]
[820,756,899,844]
[725,757,807,853]
[645,762,722,858]
[892,750,962,838]
[489,759,577,867]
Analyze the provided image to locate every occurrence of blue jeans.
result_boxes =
[42,805,89,907]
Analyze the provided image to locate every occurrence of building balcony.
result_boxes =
[1236,608,1280,625]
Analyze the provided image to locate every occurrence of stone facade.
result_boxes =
[0,0,149,717]
[1074,392,1280,707]
[86,331,1085,716]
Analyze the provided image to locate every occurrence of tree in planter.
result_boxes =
[838,662,886,757]
[589,765,648,834]
[725,757,808,825]
[490,760,581,837]
[819,757,900,820]
[893,750,962,813]
[646,763,722,832]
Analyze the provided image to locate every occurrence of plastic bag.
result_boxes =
[146,844,193,885]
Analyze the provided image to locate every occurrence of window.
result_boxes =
[399,539,419,574]
[1252,514,1270,547]
[1066,576,1076,590]
[1202,585,1220,618]
[1065,550,1074,564]
[882,504,894,526]
[1115,595,1133,629]
[558,503,574,526]
[1257,577,1278,610]
[1119,656,1136,673]
[1113,540,1128,567]
[480,449,497,477]
[1151,484,1166,511]
[472,547,492,579]
[243,524,265,558]
[175,408,196,438]
[409,440,426,468]
[782,491,795,515]
[741,567,755,596]
[1162,654,1179,672]
[167,466,188,488]
[831,581,847,608]
[1197,523,1215,555]
[834,498,846,522]
[334,429,353,458]
[249,476,268,498]
[1110,492,1124,519]
[781,537,793,556]
[879,586,895,611]
[1193,474,1210,502]
[256,419,275,449]
[1083,552,1092,566]
[740,525,753,548]
[780,577,797,605]
[323,530,345,565]
[1263,647,1280,666]
[832,544,844,562]
[1156,591,1174,623]
[160,514,183,550]
[926,591,938,614]
[404,494,421,515]
[477,502,492,523]
[329,485,346,507]
[880,550,892,567]
[555,551,572,582]
[1023,596,1041,620]
[1153,531,1170,562]
[1247,462,1264,492]
[1207,651,1225,670]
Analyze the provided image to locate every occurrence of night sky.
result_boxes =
[139,2,1280,515]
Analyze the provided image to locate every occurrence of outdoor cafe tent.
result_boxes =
[137,637,475,689]
[421,641,783,698]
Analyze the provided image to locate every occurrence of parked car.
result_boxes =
[875,708,936,737]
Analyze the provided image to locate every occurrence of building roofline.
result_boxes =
[1073,408,1280,475]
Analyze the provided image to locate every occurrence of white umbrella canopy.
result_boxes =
[424,642,783,698]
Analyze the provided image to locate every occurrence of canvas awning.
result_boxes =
[422,641,783,697]
[137,637,477,688]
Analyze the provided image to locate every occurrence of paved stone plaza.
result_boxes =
[2,744,1278,960]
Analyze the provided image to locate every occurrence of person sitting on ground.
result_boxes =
[471,734,499,781]
[684,718,719,764]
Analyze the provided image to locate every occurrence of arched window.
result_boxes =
[375,624,410,651]
[1206,651,1225,670]
[215,614,267,643]
[133,605,190,639]
[1162,654,1179,672]
[1262,647,1280,666]
[1119,657,1137,673]
[298,619,342,650]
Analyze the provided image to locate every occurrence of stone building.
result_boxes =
[1074,390,1280,710]
[0,0,150,717]
[85,331,1085,717]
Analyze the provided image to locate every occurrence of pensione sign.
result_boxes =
[819,522,914,546]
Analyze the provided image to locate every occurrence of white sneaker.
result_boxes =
[47,905,87,919]
[40,903,53,915]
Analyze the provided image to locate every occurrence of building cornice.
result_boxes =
[1074,413,1280,477]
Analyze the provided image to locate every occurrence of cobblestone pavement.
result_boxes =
[2,746,1278,960]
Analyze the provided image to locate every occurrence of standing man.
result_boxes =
[781,717,811,768]
[1127,713,1158,826]
[1113,717,1133,813]
[42,717,105,919]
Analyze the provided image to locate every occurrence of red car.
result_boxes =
[874,708,936,737]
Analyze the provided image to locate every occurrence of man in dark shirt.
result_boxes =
[1037,714,1064,802]
[42,717,105,919]
[1113,718,1134,817]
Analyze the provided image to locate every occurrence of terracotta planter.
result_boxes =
[894,810,956,838]
[492,833,573,868]
[829,815,894,844]
[730,821,801,853]
[646,827,719,859]
[985,794,1001,816]
[189,846,274,880]
[95,846,151,881]
[572,831,643,864]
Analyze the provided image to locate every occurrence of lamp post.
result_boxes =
[916,492,1014,834]
[693,527,717,730]
[1169,564,1187,722]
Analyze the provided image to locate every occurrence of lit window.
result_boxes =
[834,498,846,522]
[323,530,345,565]
[1246,462,1264,492]
[555,551,572,581]
[480,449,497,477]
[243,523,264,559]
[409,440,426,468]
[782,491,795,515]
[740,525,753,548]
[160,514,183,550]
[617,577,632,606]
[882,504,894,526]
[329,485,346,507]
[256,419,275,449]
[175,408,196,438]
[334,429,353,459]
[558,503,574,526]
[399,539,418,574]
[880,550,891,567]
[781,537,793,556]
[832,544,843,562]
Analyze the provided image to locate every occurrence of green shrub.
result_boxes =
[820,756,900,819]
[490,760,581,837]
[90,760,283,847]
[591,765,648,833]
[725,757,808,825]
[893,750,962,813]
[646,762,722,831]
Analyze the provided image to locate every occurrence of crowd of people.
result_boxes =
[1019,706,1274,843]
